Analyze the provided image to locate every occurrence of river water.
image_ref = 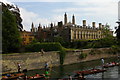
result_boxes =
[26,57,120,79]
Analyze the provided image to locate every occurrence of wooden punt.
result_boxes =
[2,73,24,80]
[75,69,106,75]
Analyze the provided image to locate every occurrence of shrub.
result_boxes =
[89,49,96,55]
[109,45,120,54]
[89,49,102,55]
[25,42,62,52]
[79,52,87,59]
[59,48,66,65]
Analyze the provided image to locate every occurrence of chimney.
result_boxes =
[99,23,102,29]
[102,25,104,29]
[92,22,96,28]
[83,20,86,26]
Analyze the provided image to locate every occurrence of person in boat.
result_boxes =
[68,75,72,80]
[23,74,27,80]
[17,63,21,73]
[112,62,115,65]
[74,72,80,78]
[35,73,40,77]
[109,62,112,66]
[45,68,50,79]
[6,74,11,77]
[77,73,84,80]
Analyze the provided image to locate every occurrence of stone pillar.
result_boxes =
[92,22,96,28]
[72,14,75,25]
[64,12,67,25]
[99,23,102,29]
[83,20,86,27]
[102,25,104,29]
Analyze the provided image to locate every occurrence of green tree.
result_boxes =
[2,3,21,53]
[53,36,65,44]
[102,23,113,37]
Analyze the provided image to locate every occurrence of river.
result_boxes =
[26,57,120,80]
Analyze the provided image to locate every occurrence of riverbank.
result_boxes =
[2,48,118,73]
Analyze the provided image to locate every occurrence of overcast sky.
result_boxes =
[1,0,120,35]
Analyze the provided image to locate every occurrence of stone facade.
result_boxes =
[20,31,35,45]
[23,13,113,43]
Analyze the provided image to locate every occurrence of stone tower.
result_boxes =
[31,22,35,32]
[72,14,75,25]
[92,22,96,28]
[64,12,67,25]
[38,23,42,32]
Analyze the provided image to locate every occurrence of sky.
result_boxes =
[1,0,120,35]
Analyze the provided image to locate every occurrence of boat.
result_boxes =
[59,77,85,80]
[27,75,46,80]
[75,69,106,75]
[2,73,25,80]
[103,62,120,68]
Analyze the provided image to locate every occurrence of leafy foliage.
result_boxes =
[2,3,23,31]
[59,48,66,65]
[79,52,87,59]
[109,45,120,54]
[89,49,102,55]
[2,3,21,53]
[25,42,63,52]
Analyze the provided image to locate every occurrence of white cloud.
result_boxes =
[2,0,119,33]
[52,0,118,31]
[6,0,120,2]
[0,0,12,4]
[20,8,52,31]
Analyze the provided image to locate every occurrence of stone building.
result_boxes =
[20,30,35,45]
[30,13,113,42]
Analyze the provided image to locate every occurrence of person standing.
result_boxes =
[41,49,45,56]
[17,63,21,73]
[45,62,49,71]
[101,58,105,64]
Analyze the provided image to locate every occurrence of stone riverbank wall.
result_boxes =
[2,48,118,73]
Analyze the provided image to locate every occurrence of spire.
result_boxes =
[64,12,67,25]
[50,22,53,28]
[72,14,75,24]
[31,22,34,28]
[39,23,41,27]
[31,22,35,32]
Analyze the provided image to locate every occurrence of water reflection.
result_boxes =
[27,57,119,79]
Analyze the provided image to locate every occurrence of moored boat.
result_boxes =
[103,62,120,68]
[75,69,106,75]
[27,74,46,80]
[2,73,25,80]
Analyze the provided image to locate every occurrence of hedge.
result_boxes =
[25,42,63,52]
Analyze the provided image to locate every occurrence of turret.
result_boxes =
[92,22,96,28]
[83,20,86,27]
[99,23,102,29]
[31,22,35,32]
[72,14,75,25]
[38,23,42,32]
[64,12,67,25]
